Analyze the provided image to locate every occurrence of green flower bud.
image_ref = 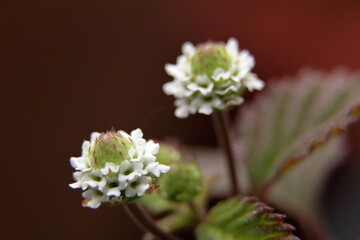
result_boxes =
[158,163,202,202]
[191,43,232,77]
[156,143,181,165]
[89,130,134,169]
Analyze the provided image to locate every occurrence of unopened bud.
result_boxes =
[159,163,202,202]
[89,130,134,169]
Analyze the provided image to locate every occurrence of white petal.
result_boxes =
[142,153,156,163]
[81,141,90,157]
[69,181,82,189]
[158,164,171,174]
[72,171,85,181]
[244,74,265,92]
[86,179,105,188]
[128,148,136,159]
[118,175,127,182]
[82,189,94,199]
[163,80,187,98]
[146,140,159,155]
[119,181,128,190]
[224,96,244,107]
[119,160,131,173]
[127,172,141,182]
[101,162,119,175]
[165,64,182,78]
[165,60,192,81]
[145,162,160,177]
[215,85,238,95]
[131,128,143,140]
[235,50,255,79]
[87,199,102,209]
[182,42,195,56]
[70,157,91,171]
[117,130,130,138]
[187,80,214,96]
[90,132,101,143]
[135,138,146,147]
[212,68,232,81]
[132,162,145,172]
[125,186,137,198]
[106,188,121,197]
[135,183,150,197]
[225,38,239,57]
[199,104,213,115]
[175,106,190,119]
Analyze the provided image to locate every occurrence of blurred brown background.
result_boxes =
[1,0,360,239]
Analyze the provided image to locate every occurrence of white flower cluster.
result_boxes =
[69,129,170,209]
[163,38,265,118]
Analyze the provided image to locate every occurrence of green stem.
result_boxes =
[212,110,239,196]
[124,203,181,240]
[188,200,205,221]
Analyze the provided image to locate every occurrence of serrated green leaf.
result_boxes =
[235,69,360,238]
[196,197,299,240]
[267,138,344,223]
[236,69,360,191]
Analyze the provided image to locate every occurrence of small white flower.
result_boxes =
[145,162,171,177]
[70,156,91,171]
[163,38,264,118]
[118,160,144,182]
[82,189,109,209]
[125,176,152,198]
[102,176,127,197]
[69,172,87,189]
[145,140,160,155]
[69,129,170,208]
[100,162,120,175]
[85,170,107,189]
[243,73,265,92]
[212,68,232,82]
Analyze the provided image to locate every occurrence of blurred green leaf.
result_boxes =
[196,196,299,240]
[235,69,360,237]
[236,69,360,190]
[157,204,198,233]
[139,190,176,215]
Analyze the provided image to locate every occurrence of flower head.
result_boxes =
[163,38,265,118]
[69,129,170,208]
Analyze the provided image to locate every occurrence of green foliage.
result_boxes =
[196,197,299,240]
[236,69,360,190]
[235,69,360,231]
[138,190,176,215]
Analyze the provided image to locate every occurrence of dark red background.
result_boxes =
[1,0,360,239]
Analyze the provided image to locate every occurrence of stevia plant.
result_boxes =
[69,38,360,240]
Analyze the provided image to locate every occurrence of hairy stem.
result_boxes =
[124,203,181,240]
[212,110,239,196]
